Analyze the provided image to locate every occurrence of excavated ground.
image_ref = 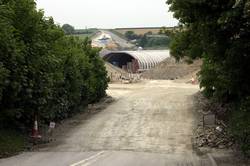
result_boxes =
[142,58,202,80]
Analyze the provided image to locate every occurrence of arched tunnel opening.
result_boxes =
[104,53,139,73]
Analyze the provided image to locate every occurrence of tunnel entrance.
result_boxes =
[104,53,139,73]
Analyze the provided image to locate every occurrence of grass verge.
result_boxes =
[0,129,25,158]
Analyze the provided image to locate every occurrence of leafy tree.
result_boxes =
[124,31,138,40]
[137,32,152,47]
[159,26,178,38]
[159,27,167,35]
[62,24,75,35]
[145,37,171,48]
[167,0,250,155]
[0,0,108,129]
[138,34,147,47]
[137,31,169,48]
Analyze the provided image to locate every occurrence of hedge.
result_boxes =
[0,0,108,129]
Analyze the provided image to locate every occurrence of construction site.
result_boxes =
[1,0,250,165]
[94,30,201,83]
[0,29,248,166]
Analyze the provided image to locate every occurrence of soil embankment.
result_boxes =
[142,57,202,80]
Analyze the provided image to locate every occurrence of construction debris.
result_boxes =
[195,123,234,149]
[194,92,235,150]
[105,62,141,83]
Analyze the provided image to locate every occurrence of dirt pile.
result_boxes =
[142,57,202,80]
[195,125,234,149]
[105,62,141,83]
[105,62,128,76]
[105,62,127,82]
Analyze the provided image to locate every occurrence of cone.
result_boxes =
[31,119,41,139]
[191,77,195,84]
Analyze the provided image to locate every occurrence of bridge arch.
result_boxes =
[103,50,170,73]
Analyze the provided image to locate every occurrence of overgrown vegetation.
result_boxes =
[62,23,98,37]
[0,0,108,155]
[167,0,250,155]
[124,30,171,49]
[62,24,98,40]
[62,24,75,35]
[0,129,25,158]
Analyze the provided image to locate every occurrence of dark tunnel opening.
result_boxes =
[104,53,134,68]
[103,53,139,73]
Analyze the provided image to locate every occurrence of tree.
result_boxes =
[159,27,177,38]
[167,0,250,155]
[62,24,75,35]
[0,0,108,129]
[145,37,171,48]
[124,31,137,40]
[138,32,153,47]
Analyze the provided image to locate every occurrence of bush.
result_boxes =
[0,0,108,129]
[167,0,250,154]
[145,37,170,48]
[230,97,250,156]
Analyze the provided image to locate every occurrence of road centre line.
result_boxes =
[70,151,105,166]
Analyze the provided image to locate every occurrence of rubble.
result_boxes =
[194,92,235,150]
[195,124,234,149]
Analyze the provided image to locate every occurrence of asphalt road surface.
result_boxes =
[0,80,216,166]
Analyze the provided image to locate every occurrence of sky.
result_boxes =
[36,0,179,29]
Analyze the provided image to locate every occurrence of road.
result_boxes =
[101,30,134,48]
[0,80,215,166]
[92,30,134,49]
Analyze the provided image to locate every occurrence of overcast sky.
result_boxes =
[36,0,178,29]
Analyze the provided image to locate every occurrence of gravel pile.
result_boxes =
[142,57,202,80]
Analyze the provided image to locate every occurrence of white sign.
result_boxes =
[49,122,56,129]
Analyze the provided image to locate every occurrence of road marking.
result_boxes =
[70,151,105,166]
[207,153,218,166]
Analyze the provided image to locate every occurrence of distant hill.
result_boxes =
[71,29,99,40]
[114,27,177,35]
